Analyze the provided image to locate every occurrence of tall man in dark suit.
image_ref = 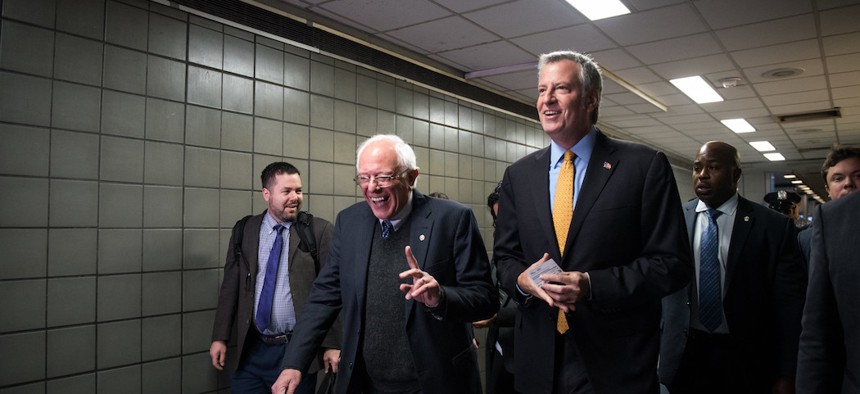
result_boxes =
[796,190,860,393]
[271,134,498,394]
[494,50,692,394]
[211,162,340,393]
[659,142,807,394]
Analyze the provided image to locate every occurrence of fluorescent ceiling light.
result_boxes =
[670,76,723,104]
[791,180,803,184]
[749,141,775,151]
[721,118,756,133]
[565,0,630,20]
[765,153,786,161]
[784,174,796,179]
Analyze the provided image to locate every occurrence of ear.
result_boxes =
[406,169,419,186]
[262,187,271,203]
[586,91,600,113]
[733,167,742,182]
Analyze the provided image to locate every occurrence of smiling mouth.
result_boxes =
[543,110,560,116]
[370,196,389,203]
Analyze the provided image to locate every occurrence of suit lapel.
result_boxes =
[353,205,377,319]
[525,147,558,260]
[684,201,697,250]
[405,191,433,324]
[566,132,618,259]
[725,196,754,292]
[246,213,265,276]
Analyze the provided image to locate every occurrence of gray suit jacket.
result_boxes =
[660,196,806,388]
[211,210,339,373]
[797,191,860,393]
[281,191,498,394]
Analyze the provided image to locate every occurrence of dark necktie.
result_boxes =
[699,209,723,332]
[255,224,285,333]
[381,220,393,239]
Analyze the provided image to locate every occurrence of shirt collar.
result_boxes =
[550,126,597,168]
[263,211,292,232]
[696,193,739,216]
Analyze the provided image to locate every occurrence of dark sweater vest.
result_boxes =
[362,220,421,393]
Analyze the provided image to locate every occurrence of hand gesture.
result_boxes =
[399,245,441,308]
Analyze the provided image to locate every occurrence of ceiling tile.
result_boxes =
[819,4,860,36]
[613,67,662,85]
[752,75,827,96]
[432,0,508,13]
[833,86,860,100]
[743,59,825,83]
[625,0,687,11]
[437,41,535,71]
[589,49,642,71]
[826,53,860,74]
[594,3,707,46]
[628,33,723,64]
[822,32,860,56]
[510,24,617,57]
[385,16,497,52]
[479,69,538,91]
[761,90,831,107]
[769,101,834,115]
[463,0,585,38]
[318,0,451,32]
[694,0,811,30]
[715,14,815,51]
[731,39,820,68]
[650,54,736,79]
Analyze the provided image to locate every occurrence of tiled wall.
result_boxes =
[0,0,547,392]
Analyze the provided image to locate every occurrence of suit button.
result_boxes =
[349,362,354,369]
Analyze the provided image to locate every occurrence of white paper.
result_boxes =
[529,258,563,288]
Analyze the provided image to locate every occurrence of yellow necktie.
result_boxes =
[552,150,575,334]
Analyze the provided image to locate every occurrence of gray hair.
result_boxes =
[538,50,603,124]
[356,134,419,186]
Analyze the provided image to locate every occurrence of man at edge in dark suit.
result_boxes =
[272,134,498,394]
[494,50,692,394]
[659,141,806,394]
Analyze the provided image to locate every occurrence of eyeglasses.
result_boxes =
[354,170,409,187]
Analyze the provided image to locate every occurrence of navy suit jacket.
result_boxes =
[281,191,498,394]
[660,196,806,388]
[797,191,860,393]
[494,130,692,394]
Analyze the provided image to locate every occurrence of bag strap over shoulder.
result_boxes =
[295,211,320,275]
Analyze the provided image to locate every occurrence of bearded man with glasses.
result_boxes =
[272,134,498,394]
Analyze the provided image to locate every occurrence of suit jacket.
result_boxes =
[494,130,692,394]
[659,196,806,388]
[211,210,339,373]
[797,191,860,393]
[797,226,812,272]
[280,191,498,394]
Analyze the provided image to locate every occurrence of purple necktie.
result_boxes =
[255,224,285,333]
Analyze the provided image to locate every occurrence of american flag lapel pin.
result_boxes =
[603,162,612,170]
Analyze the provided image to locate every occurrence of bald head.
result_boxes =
[692,141,742,208]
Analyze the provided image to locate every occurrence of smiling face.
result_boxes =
[692,142,741,209]
[536,59,598,148]
[358,140,418,220]
[263,172,303,223]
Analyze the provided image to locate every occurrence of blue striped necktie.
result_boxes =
[255,224,285,333]
[699,209,723,332]
[381,220,393,239]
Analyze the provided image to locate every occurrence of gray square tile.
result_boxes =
[395,87,413,116]
[97,274,141,321]
[142,358,181,394]
[150,0,185,19]
[221,151,253,190]
[56,0,104,40]
[49,228,97,276]
[105,1,147,50]
[189,24,223,69]
[356,75,376,107]
[47,374,96,394]
[0,20,54,77]
[413,92,429,121]
[146,55,186,101]
[148,12,187,60]
[356,106,376,136]
[284,87,310,125]
[0,279,46,333]
[142,229,182,271]
[222,74,253,114]
[186,105,221,148]
[47,277,96,327]
[333,163,355,196]
[254,81,284,120]
[310,95,334,130]
[182,310,215,353]
[284,52,309,90]
[103,45,146,94]
[377,109,395,134]
[187,66,222,109]
[52,81,101,133]
[224,24,252,40]
[256,35,283,51]
[142,315,181,361]
[2,0,55,27]
[444,126,459,152]
[144,185,182,227]
[458,130,472,156]
[308,161,334,195]
[413,119,430,146]
[144,141,183,186]
[0,71,52,126]
[0,229,47,279]
[182,270,218,311]
[54,33,103,86]
[221,112,253,151]
[253,117,283,156]
[97,320,141,368]
[414,146,429,177]
[0,331,46,386]
[429,149,445,176]
[429,123,445,149]
[305,194,334,222]
[333,131,356,165]
[429,97,444,125]
[220,189,253,227]
[98,365,141,394]
[458,154,472,179]
[334,67,356,102]
[308,128,333,162]
[334,196,358,216]
[51,130,99,179]
[459,106,473,132]
[145,98,185,143]
[0,124,49,176]
[183,229,220,269]
[283,123,309,159]
[223,35,254,77]
[256,44,284,84]
[99,180,142,226]
[310,61,334,96]
[183,188,219,227]
[395,115,414,144]
[181,351,217,393]
[101,90,145,138]
[142,272,181,316]
[377,81,395,112]
[98,229,142,274]
[50,179,98,227]
[100,135,144,182]
[333,100,356,133]
[185,147,221,187]
[0,176,49,227]
[458,178,472,202]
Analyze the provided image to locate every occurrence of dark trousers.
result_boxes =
[486,346,515,394]
[232,335,317,394]
[553,330,594,394]
[668,329,767,394]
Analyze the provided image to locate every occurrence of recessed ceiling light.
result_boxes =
[670,76,723,104]
[565,0,630,20]
[765,153,786,161]
[761,67,804,79]
[749,141,775,152]
[783,174,796,179]
[721,118,756,133]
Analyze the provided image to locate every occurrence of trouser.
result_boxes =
[232,333,317,394]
